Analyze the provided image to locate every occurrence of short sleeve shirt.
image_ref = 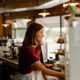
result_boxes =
[18,44,44,74]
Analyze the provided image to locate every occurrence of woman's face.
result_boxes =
[35,28,44,45]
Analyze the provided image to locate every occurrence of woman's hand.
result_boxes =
[44,63,54,68]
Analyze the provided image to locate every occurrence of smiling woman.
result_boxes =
[15,22,65,80]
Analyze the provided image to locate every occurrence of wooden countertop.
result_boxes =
[0,57,18,70]
[0,56,65,72]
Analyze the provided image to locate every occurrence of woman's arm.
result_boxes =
[44,63,54,68]
[31,60,65,78]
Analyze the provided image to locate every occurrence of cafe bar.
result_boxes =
[0,0,80,80]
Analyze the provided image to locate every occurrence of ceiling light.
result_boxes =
[63,1,79,8]
[2,24,9,27]
[38,9,50,17]
[25,19,32,23]
[38,12,50,17]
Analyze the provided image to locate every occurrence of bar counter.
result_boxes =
[0,57,18,70]
[0,56,65,80]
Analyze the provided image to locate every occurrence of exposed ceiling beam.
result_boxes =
[37,0,52,5]
[0,0,70,13]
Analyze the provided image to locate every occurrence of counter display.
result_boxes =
[0,56,65,80]
[0,56,18,80]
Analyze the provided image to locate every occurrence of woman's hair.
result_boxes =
[23,22,43,45]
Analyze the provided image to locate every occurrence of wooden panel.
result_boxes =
[0,14,3,37]
[7,25,12,38]
[4,0,38,9]
[1,0,51,9]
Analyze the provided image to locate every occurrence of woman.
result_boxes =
[18,23,65,80]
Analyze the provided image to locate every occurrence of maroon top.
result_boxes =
[18,44,44,74]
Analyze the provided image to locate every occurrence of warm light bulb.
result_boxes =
[25,19,32,23]
[2,24,9,27]
[69,2,79,6]
[38,12,50,17]
[63,2,79,7]
[63,3,68,7]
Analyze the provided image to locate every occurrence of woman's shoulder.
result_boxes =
[22,44,41,51]
[22,44,34,50]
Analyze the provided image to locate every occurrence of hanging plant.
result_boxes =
[69,6,77,13]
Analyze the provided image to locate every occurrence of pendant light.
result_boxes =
[25,18,32,23]
[2,24,9,27]
[24,16,32,23]
[38,8,50,17]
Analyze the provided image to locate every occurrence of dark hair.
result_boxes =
[23,23,43,45]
